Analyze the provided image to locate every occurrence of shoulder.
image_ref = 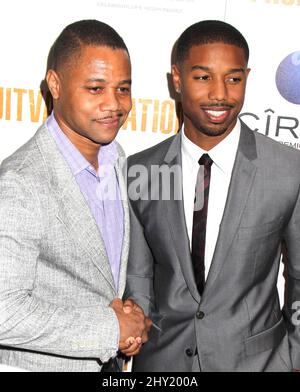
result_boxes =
[253,129,300,165]
[0,124,47,188]
[239,122,300,167]
[128,135,177,167]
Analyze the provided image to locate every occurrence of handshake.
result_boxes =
[110,298,152,357]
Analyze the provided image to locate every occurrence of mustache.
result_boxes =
[203,103,235,109]
[95,112,123,121]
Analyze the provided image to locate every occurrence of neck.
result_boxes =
[185,130,231,151]
[54,114,100,171]
[70,135,100,172]
[184,122,237,151]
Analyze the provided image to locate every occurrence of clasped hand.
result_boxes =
[110,298,152,356]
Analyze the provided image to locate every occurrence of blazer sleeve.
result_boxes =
[124,201,154,317]
[0,172,119,363]
[283,184,300,370]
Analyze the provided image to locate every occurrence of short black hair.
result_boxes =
[175,20,249,64]
[50,19,129,70]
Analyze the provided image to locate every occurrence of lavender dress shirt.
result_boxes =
[46,113,124,289]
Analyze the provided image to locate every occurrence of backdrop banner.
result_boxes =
[1,0,300,304]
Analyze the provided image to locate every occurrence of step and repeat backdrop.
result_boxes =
[0,0,299,301]
[0,0,299,160]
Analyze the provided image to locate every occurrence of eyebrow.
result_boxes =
[120,79,132,85]
[86,78,132,85]
[191,65,246,73]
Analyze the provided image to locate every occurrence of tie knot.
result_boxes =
[198,154,213,167]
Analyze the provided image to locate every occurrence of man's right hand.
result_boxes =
[110,298,152,354]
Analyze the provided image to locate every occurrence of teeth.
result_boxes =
[206,110,227,117]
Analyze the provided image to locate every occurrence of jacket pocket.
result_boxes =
[244,317,286,356]
[238,217,283,241]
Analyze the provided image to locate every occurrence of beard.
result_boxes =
[183,105,237,138]
[189,116,231,137]
[196,125,229,137]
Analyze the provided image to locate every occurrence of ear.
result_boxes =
[172,64,182,94]
[46,69,60,100]
[246,68,251,79]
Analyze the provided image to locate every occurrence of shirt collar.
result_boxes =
[181,120,241,175]
[46,112,119,177]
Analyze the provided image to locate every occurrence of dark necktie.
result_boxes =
[191,153,213,295]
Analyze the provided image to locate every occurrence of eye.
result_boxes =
[87,87,103,94]
[193,75,210,81]
[227,77,242,84]
[117,86,131,94]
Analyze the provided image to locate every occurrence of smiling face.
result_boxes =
[47,45,132,147]
[172,42,250,149]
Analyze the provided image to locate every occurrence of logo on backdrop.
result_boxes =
[276,51,300,105]
[250,0,300,6]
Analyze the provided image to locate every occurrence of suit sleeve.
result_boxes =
[283,183,300,370]
[0,172,119,363]
[124,201,154,317]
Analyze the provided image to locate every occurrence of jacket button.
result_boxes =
[196,311,205,319]
[185,348,194,357]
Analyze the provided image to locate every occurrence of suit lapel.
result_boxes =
[164,133,201,302]
[115,149,130,298]
[204,123,258,294]
[36,125,116,295]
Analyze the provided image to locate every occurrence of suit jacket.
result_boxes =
[125,122,300,372]
[0,123,129,372]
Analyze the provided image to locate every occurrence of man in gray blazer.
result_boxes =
[0,20,150,372]
[125,20,300,372]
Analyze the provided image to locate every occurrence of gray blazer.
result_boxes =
[0,123,129,372]
[126,122,300,372]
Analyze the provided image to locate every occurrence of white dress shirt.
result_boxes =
[181,121,241,279]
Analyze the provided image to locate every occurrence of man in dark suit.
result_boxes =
[125,20,300,372]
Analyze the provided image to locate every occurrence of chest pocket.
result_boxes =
[237,217,284,242]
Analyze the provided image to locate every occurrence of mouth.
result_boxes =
[94,116,121,128]
[202,107,232,123]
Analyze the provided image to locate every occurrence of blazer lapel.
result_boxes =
[115,147,130,298]
[164,133,201,303]
[204,123,258,293]
[36,125,116,295]
[56,188,116,294]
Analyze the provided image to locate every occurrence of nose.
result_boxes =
[208,78,227,102]
[99,89,120,112]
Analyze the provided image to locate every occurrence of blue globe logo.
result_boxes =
[276,51,300,105]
